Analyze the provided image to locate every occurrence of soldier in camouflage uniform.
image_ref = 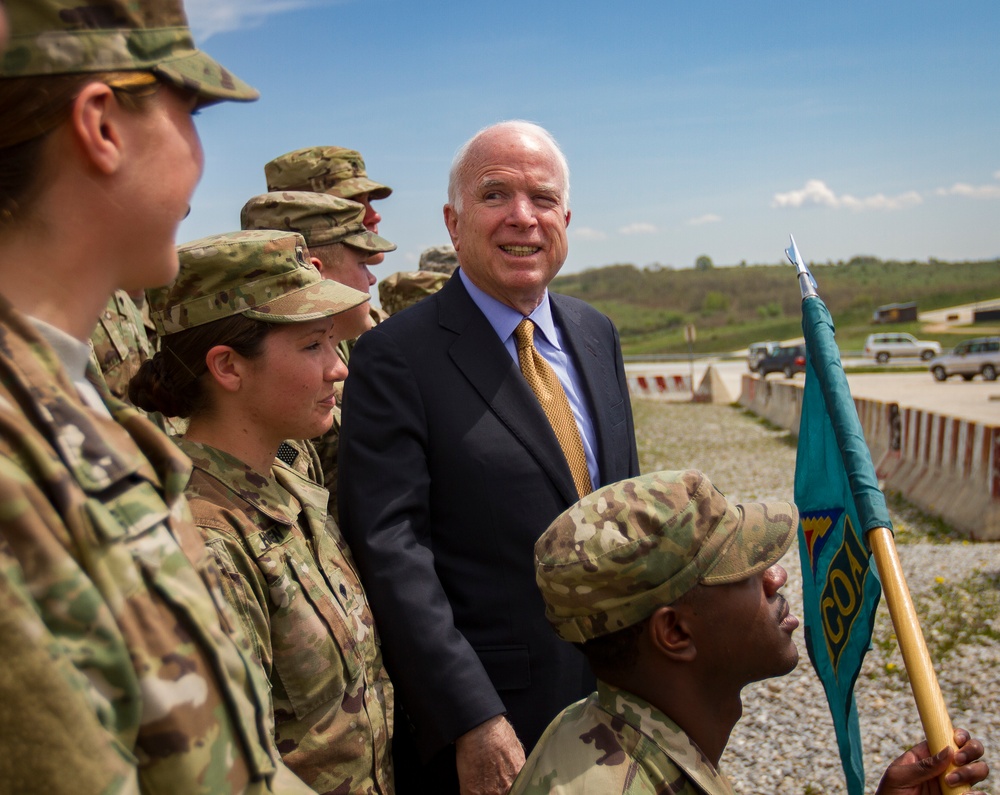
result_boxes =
[241,192,396,513]
[0,2,317,794]
[90,288,153,399]
[134,230,394,795]
[241,191,396,343]
[264,146,394,332]
[378,270,451,316]
[376,245,455,322]
[91,288,189,437]
[264,146,392,263]
[511,470,989,795]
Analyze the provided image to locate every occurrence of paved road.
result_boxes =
[626,358,1000,424]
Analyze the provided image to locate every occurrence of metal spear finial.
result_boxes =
[786,234,818,299]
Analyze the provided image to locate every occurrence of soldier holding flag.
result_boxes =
[509,470,989,795]
[788,235,980,795]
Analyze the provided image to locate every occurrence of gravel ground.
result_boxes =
[632,399,1000,795]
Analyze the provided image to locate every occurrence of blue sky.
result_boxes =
[180,0,1000,277]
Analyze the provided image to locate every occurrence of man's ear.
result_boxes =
[647,605,696,662]
[204,345,243,393]
[442,204,460,251]
[69,82,124,175]
[564,208,571,228]
[308,255,326,277]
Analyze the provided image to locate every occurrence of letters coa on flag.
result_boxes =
[788,236,886,795]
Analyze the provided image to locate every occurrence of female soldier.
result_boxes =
[0,2,313,793]
[131,229,394,795]
[239,190,397,512]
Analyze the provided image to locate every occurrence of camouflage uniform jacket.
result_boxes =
[176,439,394,795]
[0,297,312,795]
[309,312,384,519]
[90,288,187,436]
[89,289,152,401]
[309,403,342,517]
[509,681,735,795]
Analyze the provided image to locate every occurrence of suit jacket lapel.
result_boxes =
[438,276,580,504]
[551,293,617,486]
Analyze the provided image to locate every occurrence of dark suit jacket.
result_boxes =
[338,273,639,771]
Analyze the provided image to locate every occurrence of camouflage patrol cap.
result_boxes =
[149,229,369,336]
[535,469,798,643]
[240,191,396,253]
[378,270,450,315]
[0,0,258,104]
[264,147,392,200]
[418,245,459,274]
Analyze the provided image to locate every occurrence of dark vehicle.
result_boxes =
[746,340,781,372]
[757,344,806,378]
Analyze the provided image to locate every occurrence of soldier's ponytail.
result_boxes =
[129,313,272,419]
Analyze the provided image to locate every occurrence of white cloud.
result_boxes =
[771,179,840,209]
[840,191,922,210]
[685,213,722,226]
[771,179,922,211]
[934,182,1000,199]
[571,227,608,241]
[185,0,347,41]
[618,222,657,235]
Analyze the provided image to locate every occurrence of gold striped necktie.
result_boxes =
[513,319,593,498]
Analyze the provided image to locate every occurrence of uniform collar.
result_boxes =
[596,680,735,795]
[175,438,300,526]
[0,293,186,497]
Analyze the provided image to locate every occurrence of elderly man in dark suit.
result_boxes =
[338,120,639,795]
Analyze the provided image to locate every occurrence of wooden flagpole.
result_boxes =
[868,527,962,795]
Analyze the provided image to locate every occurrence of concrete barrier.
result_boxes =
[738,375,1000,539]
[878,408,1000,540]
[737,375,803,433]
[854,396,899,467]
[628,374,691,400]
[693,365,733,404]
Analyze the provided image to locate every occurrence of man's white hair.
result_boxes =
[446,120,571,212]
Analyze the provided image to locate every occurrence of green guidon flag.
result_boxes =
[787,237,887,795]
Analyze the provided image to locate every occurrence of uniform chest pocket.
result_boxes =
[265,546,366,720]
[83,478,174,599]
[86,479,169,541]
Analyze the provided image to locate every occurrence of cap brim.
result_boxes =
[243,278,369,323]
[700,502,798,585]
[324,176,392,201]
[154,49,259,104]
[343,230,397,254]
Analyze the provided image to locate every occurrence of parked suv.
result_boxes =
[757,344,806,378]
[929,337,1000,381]
[747,341,780,372]
[864,332,941,363]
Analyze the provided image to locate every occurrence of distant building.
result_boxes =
[973,303,1000,324]
[873,302,918,324]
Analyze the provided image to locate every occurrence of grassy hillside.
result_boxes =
[551,257,1000,355]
